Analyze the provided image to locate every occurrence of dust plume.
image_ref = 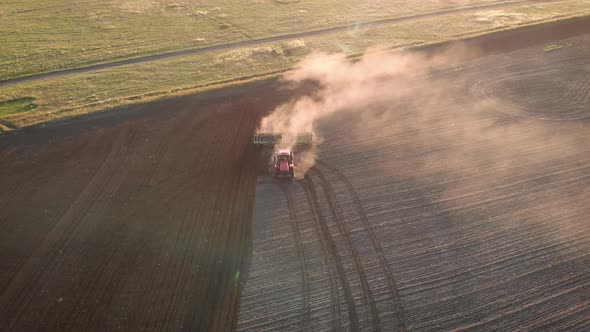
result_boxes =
[257,46,476,176]
[267,43,588,240]
[293,148,318,179]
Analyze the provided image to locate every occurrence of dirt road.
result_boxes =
[1,21,589,332]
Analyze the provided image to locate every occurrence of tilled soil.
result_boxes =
[236,34,590,331]
[1,23,590,332]
[0,85,285,331]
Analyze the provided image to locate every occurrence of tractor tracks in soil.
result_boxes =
[280,184,311,331]
[309,167,381,332]
[298,178,350,331]
[294,161,406,331]
[316,160,407,331]
[296,179,342,330]
[293,160,405,331]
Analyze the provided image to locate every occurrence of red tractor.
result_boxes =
[273,149,295,179]
[252,132,313,180]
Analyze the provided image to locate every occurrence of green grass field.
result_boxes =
[1,0,589,130]
[0,0,507,81]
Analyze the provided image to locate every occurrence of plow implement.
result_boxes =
[253,133,314,146]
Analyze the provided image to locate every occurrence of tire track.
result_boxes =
[298,177,358,331]
[0,0,558,87]
[297,179,341,331]
[316,160,407,332]
[310,168,381,331]
[280,184,311,330]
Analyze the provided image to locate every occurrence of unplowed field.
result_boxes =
[1,24,589,331]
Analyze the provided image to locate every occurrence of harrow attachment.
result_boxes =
[253,133,314,146]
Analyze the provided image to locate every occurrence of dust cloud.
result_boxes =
[293,148,318,179]
[257,38,589,240]
[257,46,477,177]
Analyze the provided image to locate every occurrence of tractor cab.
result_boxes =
[252,132,313,180]
[274,149,294,179]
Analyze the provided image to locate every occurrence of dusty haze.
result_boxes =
[257,46,478,176]
[258,45,587,238]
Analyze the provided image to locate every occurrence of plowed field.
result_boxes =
[1,24,589,331]
[237,33,590,331]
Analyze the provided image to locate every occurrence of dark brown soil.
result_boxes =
[0,83,289,331]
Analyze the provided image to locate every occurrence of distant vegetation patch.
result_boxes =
[543,44,564,52]
[0,97,37,117]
